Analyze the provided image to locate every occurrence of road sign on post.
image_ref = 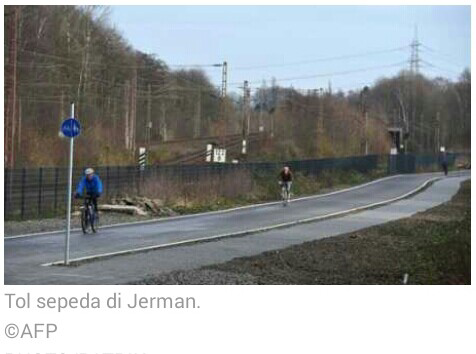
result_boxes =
[61,118,80,138]
[62,103,80,265]
[213,148,227,163]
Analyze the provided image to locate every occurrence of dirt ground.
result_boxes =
[137,180,471,285]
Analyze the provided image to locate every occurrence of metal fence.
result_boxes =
[387,153,460,174]
[3,153,464,220]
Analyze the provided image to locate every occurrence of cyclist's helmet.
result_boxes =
[85,168,94,175]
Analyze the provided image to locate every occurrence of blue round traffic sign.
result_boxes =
[61,118,81,138]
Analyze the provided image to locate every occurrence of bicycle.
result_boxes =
[80,195,99,234]
[280,181,292,206]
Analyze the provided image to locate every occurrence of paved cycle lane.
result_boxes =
[4,171,470,284]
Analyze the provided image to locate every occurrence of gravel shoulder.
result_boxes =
[136,180,471,285]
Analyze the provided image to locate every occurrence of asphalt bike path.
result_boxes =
[4,171,470,284]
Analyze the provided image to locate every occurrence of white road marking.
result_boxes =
[47,273,95,278]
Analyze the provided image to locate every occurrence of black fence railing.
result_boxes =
[387,153,461,174]
[3,153,464,220]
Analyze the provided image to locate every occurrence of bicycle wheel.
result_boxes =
[81,207,89,234]
[282,187,288,206]
[89,205,98,233]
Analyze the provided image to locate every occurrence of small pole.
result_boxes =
[20,168,26,219]
[436,111,441,154]
[54,167,59,214]
[38,167,43,216]
[365,110,369,155]
[64,102,75,265]
[106,166,110,199]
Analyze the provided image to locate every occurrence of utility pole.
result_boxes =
[124,80,130,150]
[435,111,440,153]
[5,6,19,168]
[317,88,324,155]
[17,98,22,163]
[194,88,201,138]
[130,68,137,154]
[221,61,227,100]
[409,26,421,152]
[364,111,369,155]
[106,93,111,161]
[160,101,167,142]
[361,86,370,155]
[60,91,65,126]
[222,61,228,144]
[146,83,152,149]
[242,80,251,136]
[242,80,250,156]
[258,88,264,133]
[215,61,228,146]
[112,88,118,146]
[409,25,421,75]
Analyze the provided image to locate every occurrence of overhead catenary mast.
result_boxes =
[220,61,228,146]
[409,25,421,74]
[409,25,421,152]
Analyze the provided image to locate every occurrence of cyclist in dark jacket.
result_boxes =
[279,166,293,202]
[279,166,293,182]
[74,168,103,212]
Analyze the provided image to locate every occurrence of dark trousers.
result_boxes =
[442,162,448,176]
[85,196,98,213]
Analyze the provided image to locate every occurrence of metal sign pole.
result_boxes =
[64,103,75,265]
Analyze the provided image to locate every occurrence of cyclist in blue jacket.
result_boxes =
[74,168,103,212]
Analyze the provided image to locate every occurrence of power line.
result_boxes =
[233,46,409,71]
[229,62,407,86]
[420,43,467,68]
[18,48,224,73]
[421,62,461,76]
[169,63,224,68]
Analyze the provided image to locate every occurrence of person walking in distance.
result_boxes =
[440,152,449,176]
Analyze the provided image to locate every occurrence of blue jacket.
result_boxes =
[76,174,103,197]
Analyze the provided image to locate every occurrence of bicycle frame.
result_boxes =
[280,182,291,205]
[81,196,98,233]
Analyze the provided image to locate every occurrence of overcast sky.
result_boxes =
[109,5,471,94]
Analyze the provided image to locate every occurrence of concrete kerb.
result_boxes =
[42,175,444,267]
